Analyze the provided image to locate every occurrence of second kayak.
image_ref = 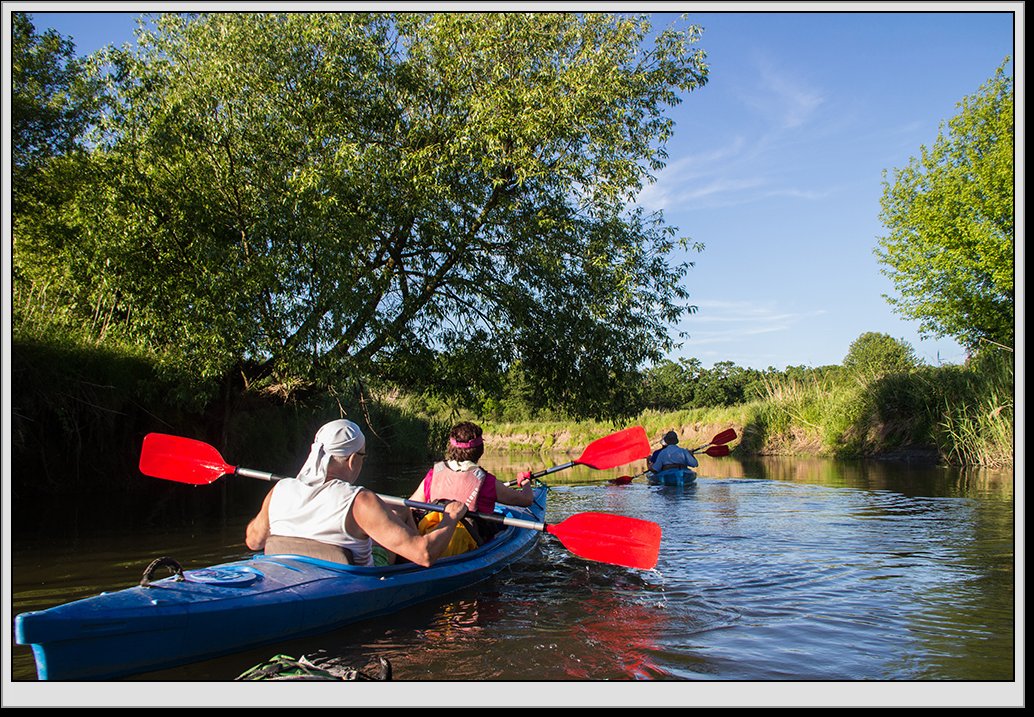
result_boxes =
[648,468,697,486]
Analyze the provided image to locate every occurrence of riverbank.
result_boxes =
[477,415,945,465]
[474,389,1012,469]
[9,335,1014,509]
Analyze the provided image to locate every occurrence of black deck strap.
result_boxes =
[140,556,185,588]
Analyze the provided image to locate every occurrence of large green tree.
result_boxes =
[15,12,708,418]
[875,59,1014,352]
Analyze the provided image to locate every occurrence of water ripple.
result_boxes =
[11,461,1015,687]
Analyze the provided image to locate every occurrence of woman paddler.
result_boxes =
[409,421,534,553]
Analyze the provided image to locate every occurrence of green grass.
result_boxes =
[660,357,1013,466]
[464,355,1015,468]
[931,354,1014,468]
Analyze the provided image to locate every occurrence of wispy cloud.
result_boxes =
[663,299,834,369]
[637,133,836,212]
[637,142,773,212]
[744,57,826,129]
[638,56,831,213]
[674,299,827,346]
[639,171,768,211]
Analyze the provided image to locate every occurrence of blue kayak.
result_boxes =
[648,468,697,486]
[15,487,546,681]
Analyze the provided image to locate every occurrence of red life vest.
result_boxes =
[423,461,497,514]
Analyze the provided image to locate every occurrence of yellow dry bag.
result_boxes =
[417,512,479,557]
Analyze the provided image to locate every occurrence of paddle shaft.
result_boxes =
[532,461,575,479]
[503,461,574,486]
[689,442,719,453]
[236,467,281,482]
[229,466,540,530]
[138,432,661,569]
[516,425,652,483]
[378,495,545,532]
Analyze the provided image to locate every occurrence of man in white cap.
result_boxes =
[245,419,468,567]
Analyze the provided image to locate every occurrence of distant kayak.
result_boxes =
[648,468,697,486]
[15,486,546,681]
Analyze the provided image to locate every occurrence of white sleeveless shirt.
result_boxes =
[268,478,374,566]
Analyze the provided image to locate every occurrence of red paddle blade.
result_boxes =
[710,428,737,445]
[139,433,234,485]
[703,444,731,457]
[547,512,661,570]
[575,426,651,470]
[610,475,635,485]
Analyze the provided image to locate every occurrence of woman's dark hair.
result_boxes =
[445,421,485,463]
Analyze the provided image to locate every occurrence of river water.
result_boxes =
[5,453,1019,707]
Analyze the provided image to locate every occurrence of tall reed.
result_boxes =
[718,354,1015,465]
[933,352,1014,468]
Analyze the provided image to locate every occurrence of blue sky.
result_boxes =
[16,5,1021,371]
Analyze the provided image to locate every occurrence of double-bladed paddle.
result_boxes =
[610,428,738,485]
[138,433,661,570]
[689,427,738,453]
[529,425,652,478]
[502,425,653,487]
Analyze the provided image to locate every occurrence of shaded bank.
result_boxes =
[9,337,1014,521]
[8,338,445,540]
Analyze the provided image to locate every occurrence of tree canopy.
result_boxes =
[10,12,97,173]
[13,12,709,418]
[876,59,1014,352]
[842,332,918,380]
[10,12,99,217]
